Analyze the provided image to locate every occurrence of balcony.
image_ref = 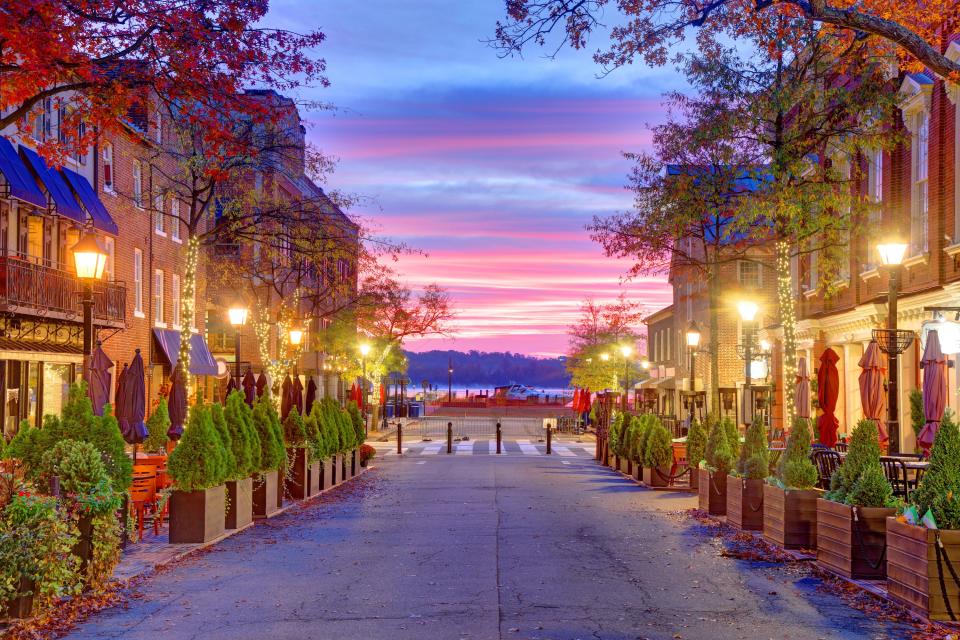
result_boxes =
[0,256,126,328]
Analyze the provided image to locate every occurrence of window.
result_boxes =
[170,199,181,241]
[132,161,143,208]
[171,274,181,327]
[911,110,930,255]
[864,148,883,270]
[134,249,143,315]
[103,237,115,281]
[835,154,851,280]
[75,121,86,165]
[154,110,162,144]
[58,106,68,144]
[337,258,349,282]
[153,192,165,235]
[738,260,762,289]
[0,201,8,257]
[153,269,164,325]
[102,144,113,192]
[26,216,43,262]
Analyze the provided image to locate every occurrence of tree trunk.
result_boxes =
[707,264,720,415]
[776,239,797,428]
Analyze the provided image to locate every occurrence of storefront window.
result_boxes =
[42,363,72,421]
[27,362,38,427]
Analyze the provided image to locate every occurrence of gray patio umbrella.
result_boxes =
[119,349,148,447]
[87,342,113,417]
[167,360,188,441]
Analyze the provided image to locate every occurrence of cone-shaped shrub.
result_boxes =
[722,417,740,459]
[304,410,322,460]
[912,412,960,529]
[736,419,769,480]
[634,415,653,464]
[143,398,170,453]
[210,403,237,483]
[826,419,888,504]
[338,407,355,451]
[283,407,308,448]
[347,400,364,441]
[225,391,257,477]
[773,417,818,490]
[644,422,673,469]
[3,419,41,470]
[167,405,226,491]
[623,415,640,463]
[686,418,708,469]
[608,412,624,457]
[847,463,895,508]
[252,394,285,472]
[705,416,735,475]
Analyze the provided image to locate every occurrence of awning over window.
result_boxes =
[0,137,46,209]
[19,146,85,224]
[152,328,219,376]
[61,168,119,235]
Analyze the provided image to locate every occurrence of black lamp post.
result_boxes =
[448,356,453,402]
[685,321,701,423]
[738,300,759,427]
[228,302,249,382]
[875,241,910,455]
[71,232,108,380]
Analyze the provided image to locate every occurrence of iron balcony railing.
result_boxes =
[0,256,126,327]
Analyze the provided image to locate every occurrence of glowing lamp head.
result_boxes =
[288,328,304,346]
[359,343,371,357]
[685,321,702,348]
[227,305,248,327]
[620,345,632,358]
[640,359,651,370]
[737,300,759,322]
[71,232,107,281]
[600,353,610,362]
[760,339,771,352]
[877,241,908,267]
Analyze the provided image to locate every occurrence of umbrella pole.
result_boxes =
[133,443,137,465]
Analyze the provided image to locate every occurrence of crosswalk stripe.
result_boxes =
[515,439,541,455]
[422,444,442,456]
[455,442,473,455]
[553,445,576,457]
[487,440,496,454]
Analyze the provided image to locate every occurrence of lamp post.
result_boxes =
[72,232,108,379]
[685,322,701,425]
[447,356,454,402]
[737,300,759,427]
[877,240,909,455]
[620,345,632,410]
[359,343,370,418]
[227,303,248,383]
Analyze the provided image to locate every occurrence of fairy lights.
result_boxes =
[776,240,797,426]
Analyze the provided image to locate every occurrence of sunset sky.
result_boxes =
[273,1,679,356]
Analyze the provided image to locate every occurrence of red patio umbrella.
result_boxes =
[858,340,887,443]
[795,357,810,420]
[224,376,238,403]
[816,348,840,447]
[573,389,582,413]
[918,330,948,454]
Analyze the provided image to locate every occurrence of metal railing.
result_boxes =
[404,416,556,440]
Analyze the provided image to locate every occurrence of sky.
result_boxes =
[268,1,678,356]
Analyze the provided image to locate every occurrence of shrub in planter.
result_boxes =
[167,406,227,543]
[143,398,171,454]
[283,408,311,500]
[764,417,819,549]
[347,400,364,438]
[727,419,769,531]
[686,418,707,490]
[630,415,653,477]
[226,390,260,477]
[209,403,237,484]
[699,416,735,515]
[221,394,256,529]
[888,413,960,619]
[608,412,624,466]
[643,421,673,488]
[252,394,285,516]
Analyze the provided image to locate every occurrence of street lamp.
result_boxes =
[72,232,108,377]
[288,327,304,347]
[738,300,759,427]
[640,359,650,371]
[875,240,910,455]
[227,302,248,382]
[599,352,610,361]
[685,321,702,425]
[448,356,454,402]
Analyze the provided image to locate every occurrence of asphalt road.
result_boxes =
[64,448,914,640]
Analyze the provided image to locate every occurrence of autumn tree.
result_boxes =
[566,295,644,391]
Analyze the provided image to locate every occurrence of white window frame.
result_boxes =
[103,237,115,281]
[153,269,165,326]
[102,143,114,193]
[738,260,762,289]
[155,110,163,144]
[133,248,144,317]
[899,75,932,257]
[171,274,181,329]
[170,198,181,242]
[153,192,165,236]
[132,161,143,209]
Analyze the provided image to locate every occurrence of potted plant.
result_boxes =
[359,443,376,467]
[643,419,673,488]
[887,413,960,620]
[303,411,321,496]
[338,405,357,480]
[607,412,624,471]
[763,417,820,549]
[686,418,707,491]
[143,397,171,454]
[310,402,333,490]
[223,391,257,529]
[698,417,735,515]
[627,415,646,482]
[817,419,896,579]
[251,394,285,517]
[347,400,365,475]
[283,407,311,500]
[727,419,769,531]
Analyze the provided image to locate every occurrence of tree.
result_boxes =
[0,1,326,164]
[494,1,960,81]
[566,295,644,391]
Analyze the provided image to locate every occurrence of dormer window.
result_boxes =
[899,73,933,256]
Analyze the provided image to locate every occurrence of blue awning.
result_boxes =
[19,146,85,224]
[152,328,219,376]
[60,168,119,235]
[0,138,46,208]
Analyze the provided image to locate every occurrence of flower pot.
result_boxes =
[335,453,345,483]
[287,447,310,500]
[726,476,764,531]
[697,468,727,515]
[321,457,334,490]
[644,466,671,488]
[3,577,35,619]
[253,470,280,518]
[169,485,226,544]
[225,477,253,530]
[763,484,818,549]
[887,518,960,620]
[307,459,321,496]
[816,499,893,580]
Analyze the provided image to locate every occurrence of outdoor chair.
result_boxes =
[879,457,911,500]
[811,449,842,490]
[129,467,161,540]
[834,442,848,453]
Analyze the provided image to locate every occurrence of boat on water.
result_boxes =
[493,383,546,400]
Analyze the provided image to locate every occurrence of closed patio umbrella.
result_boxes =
[224,375,238,403]
[293,375,304,415]
[280,375,293,420]
[305,377,317,414]
[794,357,810,420]
[918,330,948,454]
[167,360,187,441]
[816,348,840,447]
[242,369,256,407]
[120,349,148,446]
[87,342,113,417]
[256,372,268,398]
[858,340,887,443]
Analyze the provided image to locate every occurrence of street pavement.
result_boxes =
[64,445,915,640]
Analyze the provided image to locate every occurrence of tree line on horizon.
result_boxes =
[403,350,570,389]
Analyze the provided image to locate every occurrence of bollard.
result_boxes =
[397,421,403,455]
[447,422,453,454]
[496,422,502,454]
[546,424,552,455]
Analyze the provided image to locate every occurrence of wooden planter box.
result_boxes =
[253,470,280,518]
[726,476,764,531]
[644,466,671,488]
[351,449,359,476]
[225,477,253,530]
[763,484,819,549]
[3,577,35,619]
[334,453,344,484]
[697,469,727,515]
[277,467,285,507]
[816,499,893,580]
[633,465,643,482]
[618,457,630,475]
[321,457,334,490]
[690,467,699,491]
[287,447,310,500]
[306,459,321,496]
[887,518,960,620]
[169,485,226,544]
